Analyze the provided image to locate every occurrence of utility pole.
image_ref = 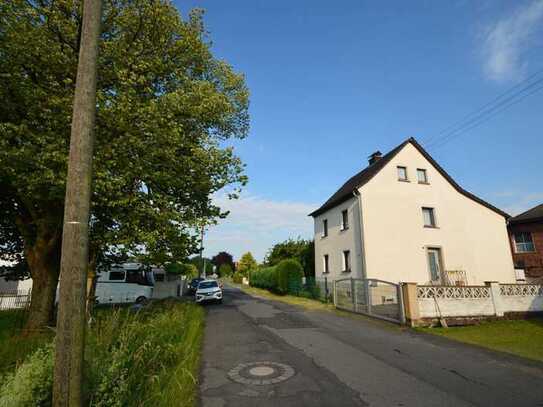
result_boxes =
[53,0,102,406]
[199,224,205,278]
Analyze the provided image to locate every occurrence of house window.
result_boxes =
[109,270,125,281]
[342,250,351,272]
[417,169,428,184]
[341,210,349,230]
[323,255,329,274]
[514,232,535,253]
[422,207,437,227]
[322,219,328,237]
[427,248,443,282]
[397,166,408,181]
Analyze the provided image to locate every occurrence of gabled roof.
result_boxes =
[509,203,543,224]
[309,137,510,219]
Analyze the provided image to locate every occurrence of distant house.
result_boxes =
[310,137,516,286]
[508,204,543,283]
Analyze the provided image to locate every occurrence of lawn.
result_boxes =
[0,300,205,406]
[417,318,543,362]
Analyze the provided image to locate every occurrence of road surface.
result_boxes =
[199,285,543,407]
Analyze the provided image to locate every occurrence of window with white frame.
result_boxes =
[322,219,328,237]
[514,232,535,253]
[341,209,349,230]
[323,254,329,274]
[417,169,428,184]
[397,166,408,181]
[422,207,437,227]
[342,250,351,272]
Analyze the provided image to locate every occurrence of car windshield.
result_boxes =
[198,281,218,289]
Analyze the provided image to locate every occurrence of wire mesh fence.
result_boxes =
[334,278,405,324]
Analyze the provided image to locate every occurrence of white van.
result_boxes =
[95,263,154,305]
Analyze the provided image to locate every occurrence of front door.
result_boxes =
[427,248,443,284]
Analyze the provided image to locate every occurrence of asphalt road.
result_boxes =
[199,286,543,407]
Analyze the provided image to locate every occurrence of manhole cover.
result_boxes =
[228,361,295,385]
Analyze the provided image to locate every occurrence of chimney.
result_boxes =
[368,151,382,165]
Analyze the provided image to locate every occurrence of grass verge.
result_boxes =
[0,310,53,379]
[228,280,334,312]
[416,318,543,362]
[0,300,205,407]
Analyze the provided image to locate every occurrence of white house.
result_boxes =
[310,138,516,286]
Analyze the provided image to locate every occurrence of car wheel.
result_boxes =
[136,296,147,304]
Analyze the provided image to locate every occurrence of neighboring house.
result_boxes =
[508,203,543,284]
[310,137,516,286]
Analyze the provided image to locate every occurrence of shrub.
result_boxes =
[276,259,304,295]
[249,266,277,291]
[232,273,243,284]
[0,344,54,407]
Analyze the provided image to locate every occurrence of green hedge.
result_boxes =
[250,259,304,295]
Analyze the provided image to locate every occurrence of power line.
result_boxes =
[428,83,543,150]
[423,68,543,148]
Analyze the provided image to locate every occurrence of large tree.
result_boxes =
[211,251,235,271]
[237,252,257,277]
[264,238,315,278]
[0,0,249,330]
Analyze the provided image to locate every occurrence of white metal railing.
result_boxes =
[500,284,543,297]
[417,285,490,299]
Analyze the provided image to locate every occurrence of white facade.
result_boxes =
[313,140,516,285]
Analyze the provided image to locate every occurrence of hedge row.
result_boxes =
[250,259,304,295]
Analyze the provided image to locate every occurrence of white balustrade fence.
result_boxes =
[414,283,543,321]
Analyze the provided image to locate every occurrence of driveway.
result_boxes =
[199,285,543,407]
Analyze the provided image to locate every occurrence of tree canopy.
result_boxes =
[237,252,257,277]
[211,251,235,271]
[0,0,249,329]
[264,238,314,278]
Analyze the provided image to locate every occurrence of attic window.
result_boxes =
[397,166,408,181]
[417,169,428,184]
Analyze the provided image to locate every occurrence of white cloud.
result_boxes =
[203,192,317,262]
[481,0,543,82]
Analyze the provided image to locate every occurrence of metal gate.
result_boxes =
[334,278,405,324]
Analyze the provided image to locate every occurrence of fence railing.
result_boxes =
[500,284,543,297]
[417,285,490,299]
[0,289,32,310]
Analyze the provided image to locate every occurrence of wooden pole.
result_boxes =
[53,0,102,405]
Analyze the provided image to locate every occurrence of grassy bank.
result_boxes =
[417,318,543,362]
[0,300,205,407]
[0,310,53,379]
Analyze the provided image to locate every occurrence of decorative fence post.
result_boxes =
[401,282,420,327]
[485,281,504,317]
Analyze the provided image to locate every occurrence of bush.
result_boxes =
[249,266,277,291]
[276,259,304,295]
[250,259,304,296]
[0,344,54,407]
[232,273,243,284]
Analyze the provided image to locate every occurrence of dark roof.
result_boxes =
[509,204,543,224]
[309,137,510,219]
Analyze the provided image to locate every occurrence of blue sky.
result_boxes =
[176,0,543,261]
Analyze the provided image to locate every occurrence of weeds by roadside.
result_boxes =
[0,300,204,407]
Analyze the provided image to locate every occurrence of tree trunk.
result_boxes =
[24,234,62,334]
[25,262,59,333]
